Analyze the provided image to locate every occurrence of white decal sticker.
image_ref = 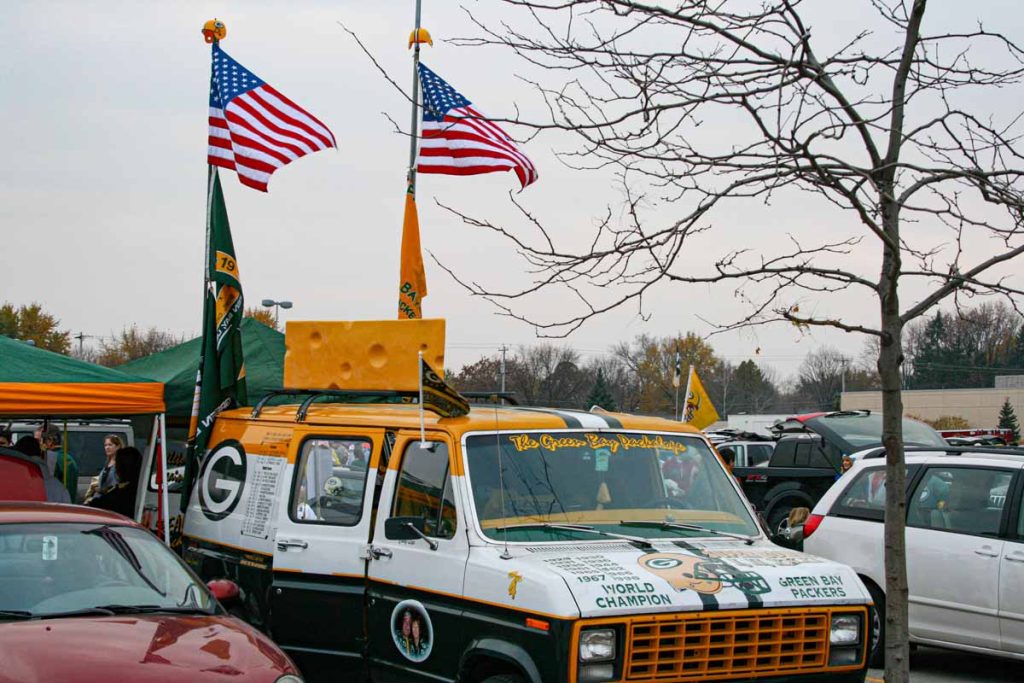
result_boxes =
[42,536,58,561]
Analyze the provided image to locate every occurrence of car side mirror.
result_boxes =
[207,579,240,604]
[385,516,426,541]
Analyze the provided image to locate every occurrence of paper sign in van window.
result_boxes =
[506,432,688,456]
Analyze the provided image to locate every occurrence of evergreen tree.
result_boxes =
[1013,324,1024,369]
[586,369,617,411]
[911,311,949,388]
[999,398,1021,444]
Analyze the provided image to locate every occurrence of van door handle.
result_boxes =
[276,538,309,551]
[369,546,393,560]
[974,548,999,558]
[1005,554,1024,563]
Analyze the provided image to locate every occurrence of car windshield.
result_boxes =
[0,523,215,619]
[807,414,947,452]
[464,431,760,542]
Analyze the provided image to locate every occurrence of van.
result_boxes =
[177,321,873,683]
[8,420,135,502]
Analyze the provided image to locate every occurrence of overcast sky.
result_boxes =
[2,1,1022,384]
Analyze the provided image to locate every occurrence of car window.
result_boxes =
[748,444,773,466]
[290,437,371,526]
[67,431,129,477]
[908,467,1012,537]
[836,467,888,515]
[391,441,456,539]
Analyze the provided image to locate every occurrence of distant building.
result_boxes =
[842,387,1024,427]
[995,375,1024,390]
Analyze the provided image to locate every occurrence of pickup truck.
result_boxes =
[732,410,948,534]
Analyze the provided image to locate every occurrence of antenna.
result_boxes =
[494,401,512,560]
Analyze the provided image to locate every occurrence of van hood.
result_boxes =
[500,538,869,618]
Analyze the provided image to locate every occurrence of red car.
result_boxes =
[0,447,47,502]
[0,503,303,683]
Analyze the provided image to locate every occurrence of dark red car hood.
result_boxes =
[0,613,295,683]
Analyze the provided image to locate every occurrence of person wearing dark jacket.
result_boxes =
[13,436,71,504]
[87,447,142,518]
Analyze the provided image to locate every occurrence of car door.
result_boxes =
[366,433,469,682]
[269,429,384,680]
[905,465,1013,650]
[998,470,1024,653]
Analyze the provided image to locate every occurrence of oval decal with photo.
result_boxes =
[391,599,433,662]
[198,440,247,522]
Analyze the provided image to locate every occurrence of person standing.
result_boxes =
[42,428,79,504]
[87,447,142,518]
[83,434,123,504]
[0,429,12,448]
[13,436,71,504]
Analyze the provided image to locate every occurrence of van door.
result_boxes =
[366,434,469,682]
[269,429,384,680]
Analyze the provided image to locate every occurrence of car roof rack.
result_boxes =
[860,445,1024,459]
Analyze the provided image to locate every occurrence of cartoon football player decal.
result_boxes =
[637,553,722,594]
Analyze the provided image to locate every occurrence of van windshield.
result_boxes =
[464,432,759,542]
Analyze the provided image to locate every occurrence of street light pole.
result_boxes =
[260,299,293,328]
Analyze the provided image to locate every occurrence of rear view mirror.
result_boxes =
[385,516,426,541]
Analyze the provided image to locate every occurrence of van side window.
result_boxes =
[290,438,372,526]
[391,442,456,539]
[908,467,1012,536]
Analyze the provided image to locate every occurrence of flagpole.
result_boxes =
[682,365,694,423]
[407,0,424,194]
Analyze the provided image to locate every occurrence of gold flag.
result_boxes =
[682,367,720,430]
[398,190,427,319]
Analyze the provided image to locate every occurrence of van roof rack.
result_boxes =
[251,389,417,421]
[461,391,520,406]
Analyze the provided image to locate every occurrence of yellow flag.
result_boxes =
[398,191,427,319]
[682,367,720,429]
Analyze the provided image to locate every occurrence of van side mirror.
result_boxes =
[207,579,240,604]
[385,516,426,540]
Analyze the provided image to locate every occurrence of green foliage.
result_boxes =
[730,360,777,413]
[586,368,617,411]
[0,302,70,354]
[998,399,1021,444]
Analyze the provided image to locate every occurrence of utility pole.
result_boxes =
[74,332,91,356]
[500,345,507,393]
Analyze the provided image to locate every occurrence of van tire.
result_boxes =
[480,676,525,683]
[864,579,885,668]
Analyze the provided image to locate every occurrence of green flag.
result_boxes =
[182,169,246,510]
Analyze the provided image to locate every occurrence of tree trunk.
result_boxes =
[879,238,910,681]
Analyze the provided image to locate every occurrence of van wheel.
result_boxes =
[865,581,885,668]
[480,675,525,683]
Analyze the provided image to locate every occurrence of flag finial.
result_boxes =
[202,18,227,44]
[408,27,433,49]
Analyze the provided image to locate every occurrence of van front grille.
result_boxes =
[624,608,831,681]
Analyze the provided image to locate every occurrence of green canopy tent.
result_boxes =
[119,317,284,424]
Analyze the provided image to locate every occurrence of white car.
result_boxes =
[804,449,1024,666]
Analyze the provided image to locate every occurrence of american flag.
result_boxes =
[208,44,336,192]
[417,63,538,190]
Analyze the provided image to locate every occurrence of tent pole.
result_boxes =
[159,412,170,545]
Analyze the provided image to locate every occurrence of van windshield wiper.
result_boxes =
[618,520,756,545]
[0,610,34,620]
[492,522,654,550]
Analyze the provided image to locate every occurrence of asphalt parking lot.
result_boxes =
[867,646,1019,682]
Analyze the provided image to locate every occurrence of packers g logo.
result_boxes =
[198,440,247,521]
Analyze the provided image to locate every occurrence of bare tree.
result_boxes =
[797,347,850,410]
[440,2,1024,677]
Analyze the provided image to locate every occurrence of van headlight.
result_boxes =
[579,628,616,661]
[829,614,861,646]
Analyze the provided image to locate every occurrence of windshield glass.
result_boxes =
[0,523,215,619]
[465,431,759,542]
[807,414,947,452]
